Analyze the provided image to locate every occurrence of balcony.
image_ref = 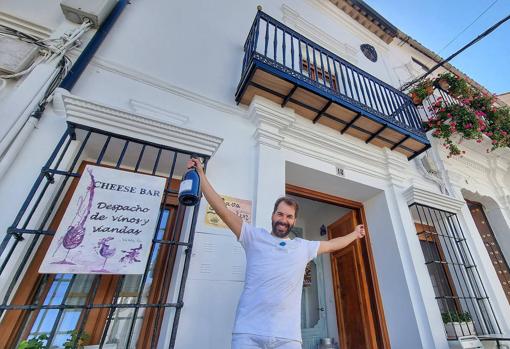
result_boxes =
[236,11,430,160]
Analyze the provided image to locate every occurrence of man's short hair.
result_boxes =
[272,196,299,218]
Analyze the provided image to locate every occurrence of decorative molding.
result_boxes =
[253,128,284,150]
[248,96,295,128]
[403,186,465,213]
[66,51,247,118]
[284,122,386,164]
[383,148,410,186]
[456,157,489,174]
[59,93,223,157]
[128,99,189,126]
[249,96,295,149]
[0,12,51,39]
[280,4,359,63]
[247,95,417,187]
[305,0,390,52]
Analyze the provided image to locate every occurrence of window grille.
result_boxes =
[409,203,501,340]
[0,123,207,348]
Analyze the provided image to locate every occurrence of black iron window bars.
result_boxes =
[0,123,207,348]
[409,203,501,340]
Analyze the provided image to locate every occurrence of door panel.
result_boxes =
[329,211,379,349]
[467,200,510,303]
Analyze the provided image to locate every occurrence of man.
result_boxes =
[187,159,365,349]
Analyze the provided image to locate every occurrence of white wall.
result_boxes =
[1,0,510,348]
[364,190,437,349]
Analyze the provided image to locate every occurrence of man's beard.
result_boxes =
[272,220,293,238]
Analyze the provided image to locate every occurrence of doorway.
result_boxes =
[287,184,390,349]
[466,200,510,304]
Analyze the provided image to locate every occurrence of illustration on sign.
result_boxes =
[205,195,252,228]
[39,165,166,275]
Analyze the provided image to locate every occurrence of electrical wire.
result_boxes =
[401,13,510,91]
[0,20,91,79]
[438,0,499,54]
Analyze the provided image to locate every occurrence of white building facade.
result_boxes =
[0,1,509,348]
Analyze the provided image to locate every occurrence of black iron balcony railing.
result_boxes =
[236,11,430,159]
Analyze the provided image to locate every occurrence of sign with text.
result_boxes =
[39,165,166,275]
[205,195,252,228]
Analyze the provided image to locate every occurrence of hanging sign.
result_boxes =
[205,195,252,228]
[39,165,166,275]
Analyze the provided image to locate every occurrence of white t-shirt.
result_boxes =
[233,222,320,342]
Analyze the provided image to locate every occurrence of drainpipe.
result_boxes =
[0,0,128,181]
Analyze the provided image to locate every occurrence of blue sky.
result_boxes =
[364,0,510,95]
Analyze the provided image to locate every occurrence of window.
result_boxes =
[416,223,461,314]
[409,203,501,339]
[360,44,378,63]
[0,125,206,348]
[302,59,338,92]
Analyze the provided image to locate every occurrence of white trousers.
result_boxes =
[231,334,302,349]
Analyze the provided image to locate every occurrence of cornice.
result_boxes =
[0,12,52,39]
[307,0,390,52]
[327,0,397,44]
[280,4,358,64]
[59,93,223,157]
[403,186,465,213]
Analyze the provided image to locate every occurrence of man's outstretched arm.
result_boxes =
[187,158,243,239]
[317,224,365,255]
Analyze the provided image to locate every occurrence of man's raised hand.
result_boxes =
[187,158,204,176]
[354,224,365,239]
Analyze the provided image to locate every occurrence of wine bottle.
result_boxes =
[178,166,201,206]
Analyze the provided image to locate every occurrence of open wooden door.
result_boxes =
[329,211,389,349]
[285,184,390,348]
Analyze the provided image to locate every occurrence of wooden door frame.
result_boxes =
[286,184,391,349]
